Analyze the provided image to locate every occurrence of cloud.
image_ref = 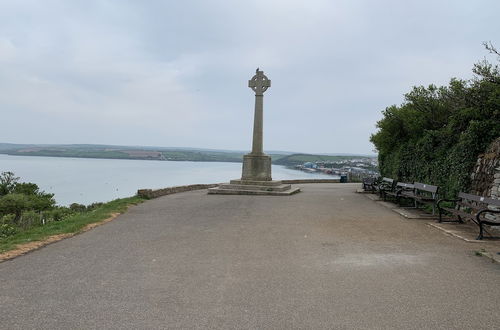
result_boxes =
[0,37,17,61]
[0,0,499,153]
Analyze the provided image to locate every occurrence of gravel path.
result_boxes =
[1,183,499,329]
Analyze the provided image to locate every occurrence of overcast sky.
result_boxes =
[1,0,498,154]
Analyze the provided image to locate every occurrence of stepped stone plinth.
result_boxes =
[208,68,300,196]
[208,180,300,196]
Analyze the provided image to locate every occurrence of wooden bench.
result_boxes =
[377,177,395,199]
[437,192,500,240]
[384,182,414,203]
[362,177,377,192]
[398,182,439,214]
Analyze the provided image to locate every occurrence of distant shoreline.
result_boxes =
[0,152,244,164]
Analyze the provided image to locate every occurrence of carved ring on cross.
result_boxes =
[248,69,271,95]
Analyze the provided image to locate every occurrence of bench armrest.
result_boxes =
[377,184,389,191]
[476,209,500,224]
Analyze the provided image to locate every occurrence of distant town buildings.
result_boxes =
[294,158,379,180]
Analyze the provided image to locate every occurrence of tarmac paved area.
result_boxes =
[1,183,499,329]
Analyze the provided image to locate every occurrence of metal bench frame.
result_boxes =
[377,177,395,199]
[362,177,378,192]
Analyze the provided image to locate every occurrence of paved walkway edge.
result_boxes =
[426,223,500,264]
[426,223,483,243]
[0,213,120,263]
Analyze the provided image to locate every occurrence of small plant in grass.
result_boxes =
[0,224,17,238]
[474,248,487,256]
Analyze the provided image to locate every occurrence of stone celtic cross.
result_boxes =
[207,67,299,194]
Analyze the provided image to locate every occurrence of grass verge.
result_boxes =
[0,196,145,254]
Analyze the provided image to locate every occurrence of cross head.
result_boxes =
[248,68,271,95]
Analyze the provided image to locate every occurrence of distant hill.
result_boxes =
[0,143,372,164]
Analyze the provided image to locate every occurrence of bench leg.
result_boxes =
[477,222,484,240]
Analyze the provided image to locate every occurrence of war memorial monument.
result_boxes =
[208,69,300,195]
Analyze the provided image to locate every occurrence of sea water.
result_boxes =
[0,154,337,205]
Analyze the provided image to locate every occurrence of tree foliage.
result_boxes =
[371,46,500,198]
[0,171,20,196]
[0,172,56,224]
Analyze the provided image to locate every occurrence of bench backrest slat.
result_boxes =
[379,177,396,191]
[458,192,500,208]
[382,177,394,184]
[363,177,376,184]
[396,182,414,189]
[414,182,439,194]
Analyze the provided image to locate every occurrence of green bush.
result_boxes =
[0,193,30,221]
[87,202,104,210]
[0,172,56,224]
[69,203,87,212]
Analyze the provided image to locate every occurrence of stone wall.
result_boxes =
[137,184,219,199]
[470,137,500,199]
[281,179,340,184]
[470,137,500,224]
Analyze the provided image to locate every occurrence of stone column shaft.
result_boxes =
[251,95,264,155]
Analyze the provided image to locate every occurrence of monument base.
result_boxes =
[208,180,300,196]
[241,154,272,181]
[208,152,300,196]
